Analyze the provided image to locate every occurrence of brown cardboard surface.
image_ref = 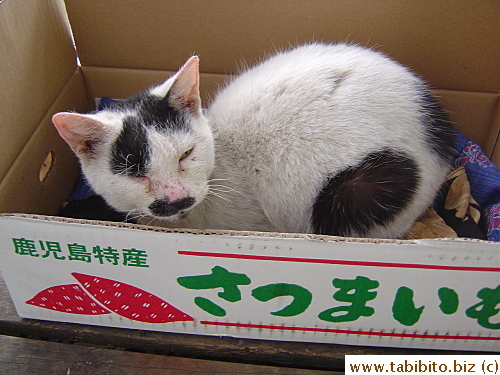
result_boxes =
[81,67,227,108]
[65,0,498,93]
[0,70,88,215]
[0,0,77,184]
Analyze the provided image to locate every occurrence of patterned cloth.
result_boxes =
[407,131,500,242]
[453,130,500,241]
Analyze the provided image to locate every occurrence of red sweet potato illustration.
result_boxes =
[25,284,111,315]
[72,273,194,323]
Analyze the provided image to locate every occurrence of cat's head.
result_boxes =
[52,56,215,222]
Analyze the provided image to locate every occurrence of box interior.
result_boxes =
[1,0,498,224]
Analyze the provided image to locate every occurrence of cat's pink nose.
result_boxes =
[162,182,188,203]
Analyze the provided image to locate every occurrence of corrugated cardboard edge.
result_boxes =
[1,213,496,245]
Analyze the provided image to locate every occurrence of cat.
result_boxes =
[52,43,455,238]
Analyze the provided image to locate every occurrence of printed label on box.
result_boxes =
[0,216,498,351]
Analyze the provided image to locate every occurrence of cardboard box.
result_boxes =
[0,0,498,352]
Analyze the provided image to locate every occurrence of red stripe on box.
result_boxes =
[178,251,499,272]
[200,321,499,340]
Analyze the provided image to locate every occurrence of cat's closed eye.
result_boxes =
[179,148,193,161]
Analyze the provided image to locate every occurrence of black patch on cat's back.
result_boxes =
[111,116,150,176]
[312,149,419,237]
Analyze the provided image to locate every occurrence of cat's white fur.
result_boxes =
[53,43,452,238]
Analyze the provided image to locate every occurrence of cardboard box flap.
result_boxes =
[65,0,498,93]
[0,0,77,184]
[0,69,88,216]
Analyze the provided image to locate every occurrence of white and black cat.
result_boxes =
[53,43,454,238]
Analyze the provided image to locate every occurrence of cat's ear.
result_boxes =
[167,56,201,114]
[52,112,109,158]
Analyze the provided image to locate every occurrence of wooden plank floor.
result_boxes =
[0,272,486,372]
[0,335,339,375]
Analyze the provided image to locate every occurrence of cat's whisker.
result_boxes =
[116,160,139,176]
[203,194,224,210]
[114,154,140,177]
[208,182,249,200]
[145,216,158,227]
[125,209,146,223]
[208,184,238,190]
[207,190,235,204]
[207,178,231,183]
[208,187,235,194]
[203,196,218,204]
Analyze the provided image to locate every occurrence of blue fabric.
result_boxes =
[453,130,500,241]
[68,175,95,201]
[97,97,118,111]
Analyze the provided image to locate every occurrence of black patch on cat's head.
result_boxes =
[111,116,150,176]
[141,94,189,132]
[419,88,455,164]
[312,149,419,237]
[106,90,189,132]
[108,82,193,176]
